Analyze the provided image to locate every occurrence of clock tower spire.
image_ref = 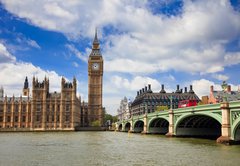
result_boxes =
[88,29,104,126]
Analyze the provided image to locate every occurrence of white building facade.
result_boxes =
[117,97,130,121]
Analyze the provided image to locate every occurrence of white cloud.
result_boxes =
[72,62,79,68]
[1,0,240,74]
[192,79,239,98]
[43,2,77,21]
[65,44,88,62]
[212,74,229,81]
[0,43,16,63]
[224,52,240,66]
[0,43,63,96]
[1,0,240,115]
[192,79,220,98]
[0,62,63,96]
[101,74,161,114]
[26,39,41,49]
[110,75,161,92]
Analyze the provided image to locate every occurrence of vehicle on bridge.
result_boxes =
[178,99,197,108]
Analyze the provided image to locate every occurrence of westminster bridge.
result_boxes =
[116,101,240,144]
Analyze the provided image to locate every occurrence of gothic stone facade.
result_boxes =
[88,30,104,125]
[117,97,131,121]
[0,77,82,131]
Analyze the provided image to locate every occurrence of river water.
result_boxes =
[0,132,239,166]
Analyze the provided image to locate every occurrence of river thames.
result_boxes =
[0,132,239,166]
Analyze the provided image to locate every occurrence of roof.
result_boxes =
[0,96,30,102]
[132,92,200,106]
[213,91,240,102]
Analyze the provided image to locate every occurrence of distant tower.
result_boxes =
[23,76,30,96]
[88,29,104,126]
[0,86,3,98]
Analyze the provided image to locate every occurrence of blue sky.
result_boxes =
[0,0,240,115]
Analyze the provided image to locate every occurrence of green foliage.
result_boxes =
[156,106,169,112]
[198,101,203,105]
[103,113,118,125]
[221,81,228,91]
[112,116,118,122]
[91,120,101,127]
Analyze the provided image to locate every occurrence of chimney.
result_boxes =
[180,89,183,93]
[148,84,152,93]
[227,85,231,93]
[160,84,166,93]
[210,85,214,92]
[140,90,142,94]
[175,84,180,93]
[148,84,151,90]
[184,87,187,93]
[137,91,139,96]
[142,88,145,93]
[189,85,194,93]
[145,86,147,92]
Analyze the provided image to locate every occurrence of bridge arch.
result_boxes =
[175,113,221,139]
[124,122,131,132]
[232,117,240,141]
[118,124,123,131]
[133,120,144,133]
[148,117,169,134]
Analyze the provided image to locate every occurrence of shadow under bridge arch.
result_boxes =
[148,117,169,134]
[175,114,221,139]
[124,122,131,132]
[133,120,144,133]
[118,124,123,131]
[233,117,240,141]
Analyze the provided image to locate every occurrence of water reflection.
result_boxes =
[0,132,239,166]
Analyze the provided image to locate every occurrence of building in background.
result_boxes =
[130,84,200,117]
[0,76,82,131]
[208,82,240,104]
[117,97,131,121]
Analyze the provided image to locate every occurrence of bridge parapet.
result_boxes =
[174,103,221,113]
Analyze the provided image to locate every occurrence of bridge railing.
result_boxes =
[229,100,240,108]
[173,103,221,112]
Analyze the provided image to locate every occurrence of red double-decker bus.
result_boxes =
[178,100,197,108]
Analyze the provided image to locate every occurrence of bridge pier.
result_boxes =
[141,114,149,134]
[129,118,134,133]
[217,102,233,144]
[166,109,175,137]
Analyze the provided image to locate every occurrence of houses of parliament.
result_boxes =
[0,31,104,131]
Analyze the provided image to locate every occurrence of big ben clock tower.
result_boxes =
[88,30,103,126]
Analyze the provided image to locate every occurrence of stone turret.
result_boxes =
[72,77,77,100]
[23,76,30,96]
[0,86,3,98]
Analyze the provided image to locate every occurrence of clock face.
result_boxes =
[92,63,99,70]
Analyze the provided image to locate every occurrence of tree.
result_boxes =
[91,120,101,127]
[103,113,118,126]
[156,106,169,112]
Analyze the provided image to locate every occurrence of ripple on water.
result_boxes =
[0,132,240,166]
